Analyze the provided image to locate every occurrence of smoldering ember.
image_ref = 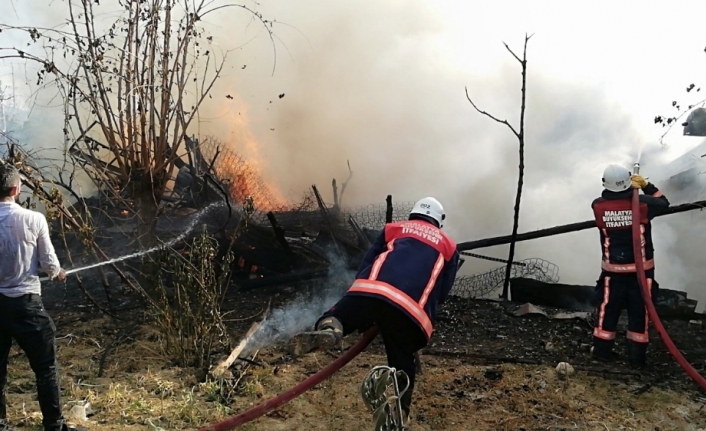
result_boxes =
[2,2,706,431]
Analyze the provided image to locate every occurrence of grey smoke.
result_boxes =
[2,1,706,313]
[245,253,355,352]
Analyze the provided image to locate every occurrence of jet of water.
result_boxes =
[635,139,645,164]
[43,201,226,280]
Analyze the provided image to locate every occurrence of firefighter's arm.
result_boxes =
[438,251,460,305]
[639,182,670,219]
[356,230,387,273]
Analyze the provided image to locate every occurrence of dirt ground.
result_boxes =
[4,288,706,431]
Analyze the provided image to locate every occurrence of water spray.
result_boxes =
[39,201,225,282]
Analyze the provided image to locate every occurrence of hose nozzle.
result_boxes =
[633,162,640,175]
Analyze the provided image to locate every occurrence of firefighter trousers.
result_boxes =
[592,271,658,364]
[320,295,427,416]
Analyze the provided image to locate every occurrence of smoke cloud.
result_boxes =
[204,1,706,309]
[2,1,706,311]
[245,253,354,351]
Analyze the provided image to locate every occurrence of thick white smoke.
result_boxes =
[2,1,706,310]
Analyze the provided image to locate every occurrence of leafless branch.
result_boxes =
[503,33,533,64]
[465,33,533,299]
[465,87,520,138]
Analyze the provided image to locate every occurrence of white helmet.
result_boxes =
[602,164,631,192]
[410,197,445,227]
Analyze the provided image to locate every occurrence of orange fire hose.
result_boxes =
[631,187,706,390]
[197,327,380,431]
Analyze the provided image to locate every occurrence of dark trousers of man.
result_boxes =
[593,271,657,365]
[320,295,427,416]
[0,294,64,431]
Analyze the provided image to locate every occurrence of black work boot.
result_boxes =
[591,337,616,362]
[288,317,343,356]
[627,340,648,368]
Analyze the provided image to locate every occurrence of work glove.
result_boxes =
[631,175,648,189]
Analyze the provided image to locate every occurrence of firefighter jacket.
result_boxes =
[346,219,460,340]
[591,183,670,273]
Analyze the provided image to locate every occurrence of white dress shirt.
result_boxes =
[0,201,61,297]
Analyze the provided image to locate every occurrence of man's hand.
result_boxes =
[55,269,67,282]
[631,175,648,189]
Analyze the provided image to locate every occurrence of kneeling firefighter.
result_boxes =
[591,164,670,366]
[290,197,460,418]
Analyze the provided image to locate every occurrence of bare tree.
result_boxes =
[332,160,353,210]
[0,0,274,250]
[654,83,706,145]
[465,33,532,300]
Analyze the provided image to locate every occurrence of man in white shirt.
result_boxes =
[0,164,84,431]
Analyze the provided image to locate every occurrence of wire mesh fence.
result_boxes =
[343,202,415,230]
[450,258,560,299]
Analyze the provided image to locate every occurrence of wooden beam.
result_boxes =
[210,320,262,379]
[457,199,706,251]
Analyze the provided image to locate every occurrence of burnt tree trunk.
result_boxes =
[465,34,533,300]
[133,171,161,249]
[131,168,166,289]
[502,35,532,300]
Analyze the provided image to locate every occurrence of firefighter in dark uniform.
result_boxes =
[591,164,670,366]
[290,197,460,418]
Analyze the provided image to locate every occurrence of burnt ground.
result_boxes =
[186,284,706,396]
[12,281,705,430]
[435,298,706,394]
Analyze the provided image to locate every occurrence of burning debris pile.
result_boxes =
[3,135,603,315]
[14,133,405,310]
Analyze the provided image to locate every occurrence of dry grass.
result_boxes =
[3,319,706,430]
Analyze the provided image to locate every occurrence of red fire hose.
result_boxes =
[197,327,380,431]
[631,188,706,390]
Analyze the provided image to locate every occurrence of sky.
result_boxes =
[1,0,706,305]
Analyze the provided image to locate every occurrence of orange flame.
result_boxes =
[197,111,289,212]
[216,155,288,212]
[196,96,291,212]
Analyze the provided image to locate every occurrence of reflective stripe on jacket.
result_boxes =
[592,183,669,274]
[346,219,459,339]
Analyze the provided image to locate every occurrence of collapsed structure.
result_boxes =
[11,133,558,307]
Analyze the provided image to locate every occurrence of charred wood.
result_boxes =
[332,178,339,209]
[211,319,263,379]
[267,211,292,253]
[510,278,595,310]
[239,269,329,291]
[386,195,393,224]
[312,184,341,255]
[348,215,372,248]
[185,135,211,177]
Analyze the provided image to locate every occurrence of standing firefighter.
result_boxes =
[290,197,460,419]
[591,164,670,366]
[0,165,85,431]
